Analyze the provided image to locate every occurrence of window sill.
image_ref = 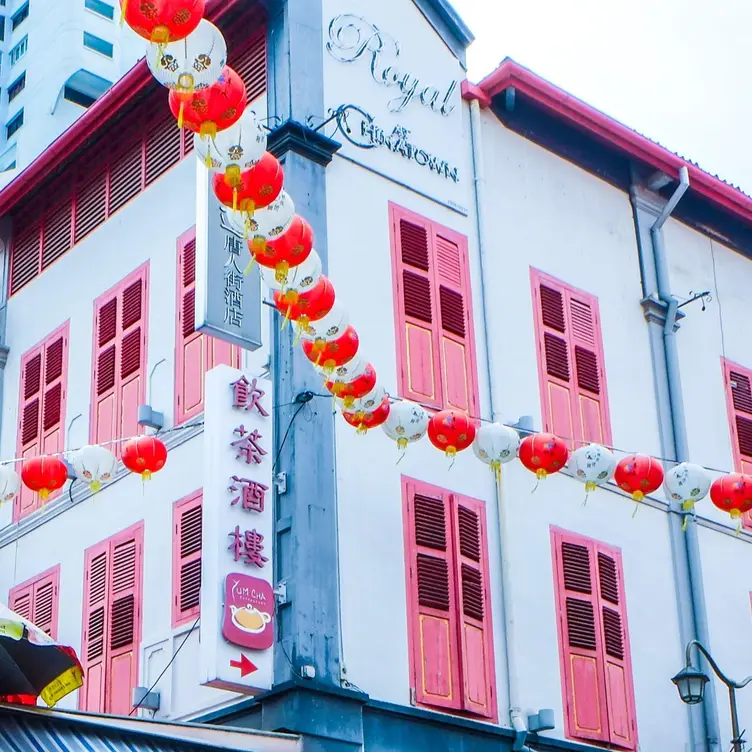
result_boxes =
[83,46,114,61]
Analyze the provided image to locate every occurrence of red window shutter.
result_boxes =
[391,207,442,408]
[531,270,611,449]
[451,495,496,719]
[8,566,60,639]
[81,523,143,714]
[172,491,203,627]
[10,217,42,296]
[721,359,752,529]
[91,265,148,450]
[596,546,637,749]
[228,27,267,102]
[175,230,239,425]
[434,229,478,416]
[552,529,637,748]
[403,478,462,710]
[107,527,143,716]
[81,540,109,712]
[145,112,181,186]
[15,324,69,522]
[552,529,609,743]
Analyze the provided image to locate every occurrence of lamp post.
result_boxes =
[672,640,752,751]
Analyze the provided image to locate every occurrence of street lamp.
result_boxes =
[673,640,752,752]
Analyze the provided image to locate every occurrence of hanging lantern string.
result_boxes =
[0,394,334,467]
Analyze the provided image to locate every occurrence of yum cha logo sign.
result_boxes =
[327,14,458,116]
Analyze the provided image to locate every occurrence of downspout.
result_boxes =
[650,167,721,752]
[469,96,531,752]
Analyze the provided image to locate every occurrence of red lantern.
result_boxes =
[427,410,476,460]
[302,326,359,370]
[326,364,377,407]
[169,66,247,138]
[274,276,336,328]
[343,399,390,435]
[121,0,204,44]
[122,436,168,480]
[518,433,569,480]
[212,152,284,216]
[614,454,664,503]
[21,456,68,501]
[710,473,752,526]
[251,214,313,283]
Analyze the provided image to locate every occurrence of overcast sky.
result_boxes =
[452,0,752,194]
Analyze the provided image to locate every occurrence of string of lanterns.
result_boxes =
[4,2,749,534]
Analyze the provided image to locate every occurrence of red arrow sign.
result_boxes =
[230,654,258,678]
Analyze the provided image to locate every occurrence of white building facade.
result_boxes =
[0,0,750,751]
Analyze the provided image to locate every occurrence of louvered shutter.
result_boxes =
[8,567,59,639]
[93,292,118,447]
[435,230,476,415]
[568,291,610,446]
[533,278,576,447]
[391,208,442,408]
[176,230,205,423]
[92,266,148,450]
[119,273,147,442]
[405,480,461,710]
[74,167,107,244]
[41,194,73,271]
[9,582,32,621]
[145,112,181,186]
[552,530,609,744]
[15,325,69,521]
[723,360,752,529]
[107,528,143,715]
[532,271,611,449]
[596,547,637,749]
[16,345,43,519]
[173,492,202,627]
[10,216,42,295]
[452,495,495,717]
[81,540,109,712]
[229,27,267,102]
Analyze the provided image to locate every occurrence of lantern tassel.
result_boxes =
[681,500,694,533]
[356,424,367,436]
[90,480,102,494]
[177,101,185,130]
[233,187,238,212]
[120,0,127,27]
[244,255,256,276]
[39,488,50,502]
[396,438,408,465]
[315,351,323,367]
[205,152,213,169]
[631,489,644,519]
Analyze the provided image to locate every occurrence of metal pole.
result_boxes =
[729,687,743,752]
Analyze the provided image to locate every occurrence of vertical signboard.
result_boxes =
[195,164,263,350]
[200,365,274,693]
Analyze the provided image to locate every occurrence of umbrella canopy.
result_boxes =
[0,603,83,707]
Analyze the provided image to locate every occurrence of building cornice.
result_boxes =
[267,121,341,167]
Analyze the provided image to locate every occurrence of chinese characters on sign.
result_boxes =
[200,366,274,692]
[224,235,244,328]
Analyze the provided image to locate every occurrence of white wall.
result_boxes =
[0,153,269,719]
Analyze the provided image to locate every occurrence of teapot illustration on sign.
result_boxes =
[231,604,271,634]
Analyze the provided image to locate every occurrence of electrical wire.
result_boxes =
[272,399,308,472]
[129,615,200,716]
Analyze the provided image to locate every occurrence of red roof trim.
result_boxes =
[473,58,752,225]
[0,0,244,217]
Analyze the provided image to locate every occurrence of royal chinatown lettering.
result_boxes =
[327,14,457,116]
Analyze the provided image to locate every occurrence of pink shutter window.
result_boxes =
[15,323,69,522]
[175,228,240,425]
[80,523,143,715]
[172,491,203,627]
[403,477,462,710]
[531,270,611,449]
[390,207,443,408]
[721,359,752,528]
[81,539,109,712]
[451,494,497,720]
[596,545,637,749]
[389,204,478,414]
[91,265,149,451]
[551,528,637,749]
[435,229,478,416]
[9,565,60,640]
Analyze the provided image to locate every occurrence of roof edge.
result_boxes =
[472,58,752,226]
[0,0,246,217]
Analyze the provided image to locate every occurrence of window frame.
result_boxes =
[172,490,203,628]
[84,0,114,20]
[10,1,27,31]
[6,107,23,138]
[83,30,113,58]
[8,564,61,640]
[8,71,25,102]
[9,34,27,66]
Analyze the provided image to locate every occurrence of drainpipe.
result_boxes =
[650,167,721,752]
[469,97,531,752]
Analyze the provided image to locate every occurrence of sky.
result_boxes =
[451,0,752,194]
